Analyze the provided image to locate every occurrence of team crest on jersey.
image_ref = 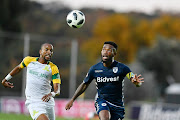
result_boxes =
[113,67,118,73]
[43,66,50,72]
[33,110,39,116]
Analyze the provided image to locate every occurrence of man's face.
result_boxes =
[40,44,53,61]
[101,44,116,62]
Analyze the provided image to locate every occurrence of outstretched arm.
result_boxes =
[65,82,90,110]
[130,74,144,87]
[1,65,23,88]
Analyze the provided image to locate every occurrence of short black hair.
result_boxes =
[104,41,118,50]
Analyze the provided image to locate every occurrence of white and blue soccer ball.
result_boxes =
[66,10,85,28]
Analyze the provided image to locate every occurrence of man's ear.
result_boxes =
[39,49,42,55]
[113,49,117,56]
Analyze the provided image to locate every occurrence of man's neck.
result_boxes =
[103,57,114,67]
[38,57,48,64]
[103,60,114,67]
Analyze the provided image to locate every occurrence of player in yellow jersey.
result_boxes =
[1,43,61,120]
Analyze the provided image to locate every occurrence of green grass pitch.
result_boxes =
[0,113,130,120]
[0,113,83,120]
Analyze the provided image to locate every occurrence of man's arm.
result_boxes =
[42,83,60,102]
[65,82,90,110]
[52,83,60,96]
[1,65,23,88]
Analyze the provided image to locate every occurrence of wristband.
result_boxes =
[51,92,56,97]
[5,74,12,81]
[138,82,142,86]
[136,82,142,87]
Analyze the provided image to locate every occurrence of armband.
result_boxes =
[126,72,135,80]
[136,82,142,87]
[5,74,12,81]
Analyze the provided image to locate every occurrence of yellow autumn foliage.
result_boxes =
[81,14,180,64]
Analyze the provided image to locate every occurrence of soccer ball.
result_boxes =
[66,10,85,28]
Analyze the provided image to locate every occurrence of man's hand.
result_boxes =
[1,79,14,88]
[65,99,74,110]
[131,74,144,87]
[42,93,52,102]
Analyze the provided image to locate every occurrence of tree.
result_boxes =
[81,14,155,64]
[152,15,180,40]
[138,37,180,96]
[0,0,29,32]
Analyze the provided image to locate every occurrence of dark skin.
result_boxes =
[1,43,60,120]
[65,44,144,120]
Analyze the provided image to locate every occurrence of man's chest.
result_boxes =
[27,62,52,79]
[93,67,124,83]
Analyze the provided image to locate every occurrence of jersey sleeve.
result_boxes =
[123,65,134,79]
[20,56,36,68]
[51,64,61,84]
[83,66,94,84]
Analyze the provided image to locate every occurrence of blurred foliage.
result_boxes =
[138,38,180,96]
[152,15,180,39]
[0,0,30,91]
[81,14,180,64]
[0,0,29,32]
[82,14,155,64]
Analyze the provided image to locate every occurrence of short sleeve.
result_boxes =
[122,65,131,77]
[83,67,94,84]
[50,63,61,84]
[20,56,36,68]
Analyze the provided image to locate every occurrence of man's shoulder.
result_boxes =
[23,56,38,62]
[114,61,128,67]
[91,62,102,69]
[87,62,102,73]
[114,61,131,73]
[48,61,58,68]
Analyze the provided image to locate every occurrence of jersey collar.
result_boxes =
[36,57,50,64]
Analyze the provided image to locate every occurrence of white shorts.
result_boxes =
[26,100,55,120]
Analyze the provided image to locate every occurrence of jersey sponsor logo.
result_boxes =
[29,70,48,79]
[97,76,119,82]
[95,70,103,73]
[113,67,118,73]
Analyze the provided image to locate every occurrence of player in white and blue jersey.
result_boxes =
[65,41,144,120]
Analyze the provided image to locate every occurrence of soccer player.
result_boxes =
[65,41,144,120]
[1,43,61,120]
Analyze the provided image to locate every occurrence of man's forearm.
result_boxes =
[4,65,22,81]
[72,82,89,101]
[51,83,60,97]
[10,65,22,76]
